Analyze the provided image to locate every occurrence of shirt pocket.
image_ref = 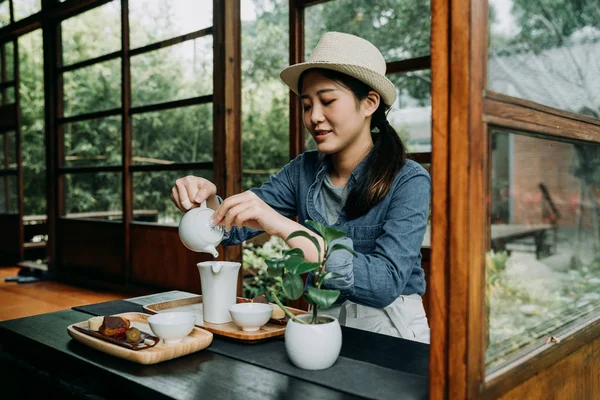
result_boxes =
[349,223,383,254]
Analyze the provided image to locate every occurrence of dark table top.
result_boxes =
[0,291,429,400]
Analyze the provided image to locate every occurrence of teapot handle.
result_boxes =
[200,200,207,209]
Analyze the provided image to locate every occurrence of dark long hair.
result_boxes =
[299,68,406,219]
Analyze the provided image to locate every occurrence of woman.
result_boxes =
[171,32,431,343]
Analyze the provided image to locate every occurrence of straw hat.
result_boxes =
[280,32,397,107]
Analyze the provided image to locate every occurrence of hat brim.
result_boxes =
[280,61,397,107]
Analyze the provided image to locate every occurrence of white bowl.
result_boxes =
[148,312,196,344]
[229,303,272,332]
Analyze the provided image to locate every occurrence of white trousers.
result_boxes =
[319,294,430,344]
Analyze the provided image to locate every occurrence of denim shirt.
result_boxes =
[221,150,431,308]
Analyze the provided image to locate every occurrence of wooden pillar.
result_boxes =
[289,0,304,159]
[429,0,488,398]
[213,0,242,291]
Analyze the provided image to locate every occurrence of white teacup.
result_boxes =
[178,200,224,257]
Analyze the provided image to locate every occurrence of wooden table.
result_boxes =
[0,291,429,400]
[421,224,553,258]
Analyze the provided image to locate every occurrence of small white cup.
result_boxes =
[148,312,196,344]
[229,303,272,332]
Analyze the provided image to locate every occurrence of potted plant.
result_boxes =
[265,220,357,370]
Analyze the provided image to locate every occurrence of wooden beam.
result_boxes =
[387,56,431,74]
[429,0,450,398]
[483,93,600,144]
[129,27,213,56]
[122,0,132,284]
[289,0,305,159]
[213,0,242,271]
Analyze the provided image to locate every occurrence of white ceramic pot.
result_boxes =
[284,314,342,370]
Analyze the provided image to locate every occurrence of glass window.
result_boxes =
[3,85,14,103]
[0,175,18,213]
[388,70,431,153]
[13,0,41,22]
[63,59,121,117]
[129,0,213,49]
[4,130,16,167]
[133,169,213,224]
[487,128,600,372]
[0,1,10,28]
[4,41,14,82]
[241,0,288,190]
[19,30,46,216]
[488,0,600,119]
[132,104,212,165]
[61,1,121,66]
[131,35,213,107]
[305,0,431,62]
[0,131,16,167]
[64,172,122,218]
[63,116,121,167]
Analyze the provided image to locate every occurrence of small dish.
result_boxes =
[229,303,272,332]
[148,311,196,343]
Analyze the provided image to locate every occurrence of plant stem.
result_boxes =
[312,303,318,324]
[270,291,307,324]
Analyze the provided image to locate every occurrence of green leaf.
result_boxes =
[328,243,358,257]
[284,255,305,273]
[292,261,320,275]
[306,287,340,309]
[321,271,341,282]
[287,230,321,256]
[306,220,347,246]
[283,248,304,258]
[282,274,304,300]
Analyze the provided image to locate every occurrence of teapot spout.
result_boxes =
[207,246,219,259]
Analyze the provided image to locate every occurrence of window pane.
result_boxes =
[63,59,121,117]
[131,36,213,107]
[129,0,213,49]
[132,104,212,165]
[305,0,431,62]
[64,172,122,218]
[0,131,16,167]
[61,1,121,66]
[19,30,46,216]
[488,0,600,119]
[241,0,288,191]
[0,0,10,28]
[487,129,600,372]
[388,70,431,153]
[4,130,16,167]
[0,175,18,213]
[63,116,121,167]
[3,85,14,103]
[133,169,213,224]
[14,0,41,22]
[2,41,14,82]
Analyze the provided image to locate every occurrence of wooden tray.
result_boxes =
[67,312,213,365]
[143,296,307,342]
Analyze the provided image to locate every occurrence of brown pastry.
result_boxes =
[252,294,268,304]
[98,316,130,337]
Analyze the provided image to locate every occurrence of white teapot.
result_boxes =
[178,200,224,258]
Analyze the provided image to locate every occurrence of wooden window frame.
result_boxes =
[430,0,600,398]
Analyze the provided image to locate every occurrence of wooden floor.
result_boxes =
[0,266,129,322]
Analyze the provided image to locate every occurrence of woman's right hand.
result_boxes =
[171,175,218,213]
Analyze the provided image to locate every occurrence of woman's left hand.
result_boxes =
[211,191,287,236]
